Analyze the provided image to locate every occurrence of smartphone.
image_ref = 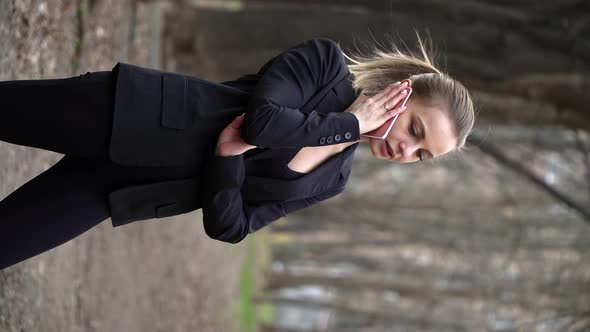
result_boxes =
[361,80,412,140]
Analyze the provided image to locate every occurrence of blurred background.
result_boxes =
[0,0,589,331]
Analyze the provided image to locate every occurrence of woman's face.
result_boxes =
[367,97,457,163]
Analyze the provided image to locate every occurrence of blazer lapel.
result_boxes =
[242,142,358,202]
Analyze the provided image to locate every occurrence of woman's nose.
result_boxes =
[399,140,419,160]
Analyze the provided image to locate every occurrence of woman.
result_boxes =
[0,37,474,270]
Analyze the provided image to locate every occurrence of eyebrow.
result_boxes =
[416,114,435,159]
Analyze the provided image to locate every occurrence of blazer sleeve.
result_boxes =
[240,37,360,148]
[200,153,345,244]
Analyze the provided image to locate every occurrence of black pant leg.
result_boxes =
[0,155,111,270]
[0,71,115,161]
[0,154,198,270]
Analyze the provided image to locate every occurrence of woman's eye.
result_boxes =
[410,122,422,160]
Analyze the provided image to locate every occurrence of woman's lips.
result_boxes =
[382,141,393,159]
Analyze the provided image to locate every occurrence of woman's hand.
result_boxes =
[215,113,258,157]
[345,80,412,134]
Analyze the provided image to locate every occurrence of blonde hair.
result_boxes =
[339,34,475,151]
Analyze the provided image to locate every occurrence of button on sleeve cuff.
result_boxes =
[337,111,360,141]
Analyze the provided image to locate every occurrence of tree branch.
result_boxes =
[467,133,590,223]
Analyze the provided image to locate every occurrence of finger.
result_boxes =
[236,116,245,127]
[383,87,412,111]
[368,81,403,103]
[373,81,410,105]
[387,104,407,117]
[229,115,244,129]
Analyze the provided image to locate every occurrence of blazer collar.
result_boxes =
[242,142,359,202]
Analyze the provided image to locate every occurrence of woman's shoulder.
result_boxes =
[304,37,340,48]
[296,37,350,78]
[300,37,346,61]
[255,37,348,81]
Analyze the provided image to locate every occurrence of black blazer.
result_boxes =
[107,38,361,243]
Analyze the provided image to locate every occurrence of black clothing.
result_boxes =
[0,71,196,269]
[0,38,361,269]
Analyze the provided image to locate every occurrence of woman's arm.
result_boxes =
[241,38,360,148]
[200,154,344,244]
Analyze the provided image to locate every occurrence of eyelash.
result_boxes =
[410,123,424,161]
